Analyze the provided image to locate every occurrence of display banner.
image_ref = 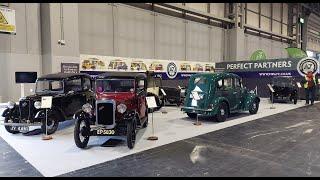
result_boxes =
[0,7,16,34]
[79,54,215,80]
[215,57,320,78]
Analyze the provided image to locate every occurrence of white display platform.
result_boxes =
[0,99,314,177]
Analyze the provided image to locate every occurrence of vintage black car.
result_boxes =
[73,72,148,149]
[162,86,182,106]
[269,76,298,104]
[2,73,94,135]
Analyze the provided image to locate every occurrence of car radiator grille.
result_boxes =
[97,102,114,125]
[19,100,31,120]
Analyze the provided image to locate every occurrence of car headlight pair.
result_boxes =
[7,101,15,109]
[82,103,92,114]
[117,104,127,114]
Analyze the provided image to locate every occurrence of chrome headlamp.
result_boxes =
[7,101,15,109]
[82,103,92,114]
[34,101,41,109]
[117,103,127,114]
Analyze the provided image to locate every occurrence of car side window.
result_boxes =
[83,78,91,91]
[223,78,233,90]
[217,79,223,90]
[137,79,145,91]
[234,78,241,88]
[65,78,82,93]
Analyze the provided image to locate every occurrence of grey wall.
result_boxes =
[0,3,306,101]
[0,3,42,102]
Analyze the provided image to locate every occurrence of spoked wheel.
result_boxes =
[4,117,20,134]
[249,99,259,114]
[216,102,228,122]
[41,114,59,135]
[127,119,136,149]
[74,118,90,149]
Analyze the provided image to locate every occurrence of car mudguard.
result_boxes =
[123,110,138,122]
[73,109,91,120]
[210,97,230,115]
[34,107,65,121]
[244,94,260,110]
[1,108,11,118]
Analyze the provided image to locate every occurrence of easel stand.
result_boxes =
[42,108,53,140]
[147,108,158,141]
[270,93,276,109]
[193,113,202,126]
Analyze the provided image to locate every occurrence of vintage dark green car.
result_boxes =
[181,73,260,122]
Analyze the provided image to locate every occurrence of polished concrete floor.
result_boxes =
[61,103,320,177]
[1,101,320,176]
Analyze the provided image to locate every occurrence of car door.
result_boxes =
[63,77,86,117]
[233,77,243,110]
[221,76,237,111]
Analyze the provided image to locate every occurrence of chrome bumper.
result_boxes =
[0,122,42,127]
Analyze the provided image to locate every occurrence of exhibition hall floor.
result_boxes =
[0,99,318,177]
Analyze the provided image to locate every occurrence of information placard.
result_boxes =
[146,96,158,108]
[41,96,52,109]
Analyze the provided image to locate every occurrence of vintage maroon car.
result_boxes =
[73,72,148,149]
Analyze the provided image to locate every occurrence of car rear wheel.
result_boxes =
[216,102,228,122]
[127,119,136,149]
[187,113,197,119]
[249,99,259,114]
[74,118,90,149]
[4,117,20,134]
[41,114,59,135]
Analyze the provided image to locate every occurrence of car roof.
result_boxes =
[37,73,92,80]
[96,72,147,79]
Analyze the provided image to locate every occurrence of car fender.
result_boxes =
[1,108,11,118]
[244,94,260,110]
[211,97,230,114]
[123,110,138,122]
[34,107,65,121]
[73,109,91,120]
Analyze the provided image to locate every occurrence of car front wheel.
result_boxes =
[4,117,20,134]
[216,102,228,122]
[127,119,136,149]
[249,99,259,114]
[74,118,90,149]
[41,114,59,135]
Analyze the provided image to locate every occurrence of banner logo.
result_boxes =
[297,57,319,76]
[166,62,178,79]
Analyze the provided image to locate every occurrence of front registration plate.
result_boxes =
[96,128,116,135]
[10,126,29,132]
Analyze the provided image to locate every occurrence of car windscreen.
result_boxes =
[96,79,135,93]
[36,80,64,94]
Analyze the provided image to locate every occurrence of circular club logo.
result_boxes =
[297,57,319,76]
[166,62,178,79]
